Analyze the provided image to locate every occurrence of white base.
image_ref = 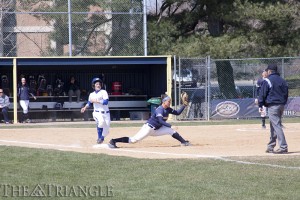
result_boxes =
[92,143,110,149]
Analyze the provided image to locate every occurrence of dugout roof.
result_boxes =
[0,56,168,66]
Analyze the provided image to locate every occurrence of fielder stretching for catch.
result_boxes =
[81,78,110,144]
[109,94,191,148]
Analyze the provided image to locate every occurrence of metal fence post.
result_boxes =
[143,0,147,56]
[13,58,18,124]
[207,56,211,121]
[173,55,177,120]
[178,57,182,107]
[281,58,285,78]
[68,0,72,57]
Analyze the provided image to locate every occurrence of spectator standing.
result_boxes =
[0,88,10,124]
[18,77,36,123]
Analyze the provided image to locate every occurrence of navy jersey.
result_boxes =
[256,77,264,98]
[147,105,185,130]
[18,84,34,100]
[258,73,288,107]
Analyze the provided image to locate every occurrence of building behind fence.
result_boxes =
[0,0,145,57]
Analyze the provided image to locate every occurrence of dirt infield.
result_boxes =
[0,123,300,159]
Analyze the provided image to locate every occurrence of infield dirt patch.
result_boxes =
[0,122,300,159]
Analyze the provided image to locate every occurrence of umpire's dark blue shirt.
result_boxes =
[258,73,288,107]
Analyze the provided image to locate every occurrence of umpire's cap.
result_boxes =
[266,63,278,72]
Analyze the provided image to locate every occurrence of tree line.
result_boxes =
[147,0,300,58]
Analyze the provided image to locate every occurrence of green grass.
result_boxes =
[0,146,299,200]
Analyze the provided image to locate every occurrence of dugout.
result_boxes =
[0,56,173,123]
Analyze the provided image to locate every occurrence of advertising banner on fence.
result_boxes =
[211,97,300,119]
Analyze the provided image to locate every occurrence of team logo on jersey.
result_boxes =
[215,101,240,117]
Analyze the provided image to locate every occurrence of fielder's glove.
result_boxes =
[181,91,189,106]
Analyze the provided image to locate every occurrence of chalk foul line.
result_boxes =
[0,139,299,170]
[0,139,82,149]
[97,144,300,170]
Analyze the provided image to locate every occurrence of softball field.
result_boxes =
[1,122,300,160]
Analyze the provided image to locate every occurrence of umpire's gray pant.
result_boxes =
[267,104,288,150]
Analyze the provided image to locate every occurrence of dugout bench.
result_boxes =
[8,95,150,122]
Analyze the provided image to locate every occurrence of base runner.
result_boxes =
[81,78,110,144]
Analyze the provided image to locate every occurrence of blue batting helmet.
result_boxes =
[91,77,102,84]
[91,77,102,88]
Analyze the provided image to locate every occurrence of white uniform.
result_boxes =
[109,103,190,148]
[88,90,110,137]
[129,105,184,143]
[130,123,175,143]
[259,106,267,117]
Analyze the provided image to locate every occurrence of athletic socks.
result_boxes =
[172,132,186,143]
[114,137,129,143]
[97,127,104,140]
[112,134,187,145]
[262,117,265,126]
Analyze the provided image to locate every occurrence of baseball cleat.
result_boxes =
[265,148,274,153]
[181,141,191,146]
[108,139,118,148]
[97,139,104,144]
[273,148,288,154]
[262,125,266,129]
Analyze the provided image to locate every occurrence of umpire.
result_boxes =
[258,64,289,154]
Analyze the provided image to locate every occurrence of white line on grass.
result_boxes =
[105,146,300,170]
[109,147,219,158]
[0,139,83,149]
[218,157,300,170]
[1,139,299,170]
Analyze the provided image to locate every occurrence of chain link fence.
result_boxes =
[173,57,208,120]
[0,0,145,57]
[174,57,300,120]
